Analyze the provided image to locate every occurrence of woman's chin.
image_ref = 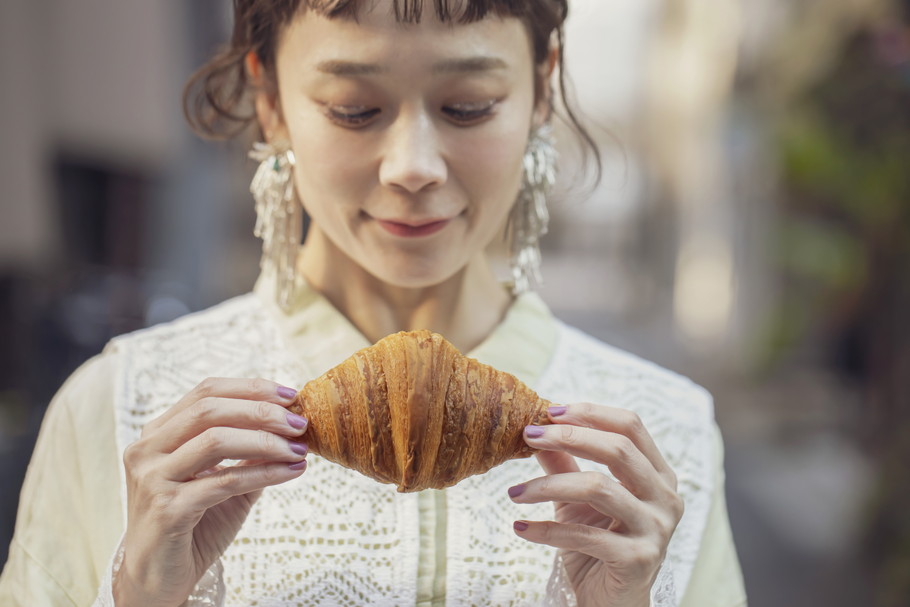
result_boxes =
[374,272,454,291]
[367,260,465,291]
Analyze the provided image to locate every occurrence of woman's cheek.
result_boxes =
[465,116,528,168]
[294,136,370,203]
[294,128,350,177]
[287,107,357,175]
[459,134,524,199]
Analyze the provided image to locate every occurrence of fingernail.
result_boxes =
[548,405,568,417]
[277,386,297,400]
[508,484,526,499]
[286,412,308,430]
[288,460,307,471]
[513,521,529,532]
[289,441,308,457]
[524,425,546,439]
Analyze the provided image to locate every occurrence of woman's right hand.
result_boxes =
[113,377,309,607]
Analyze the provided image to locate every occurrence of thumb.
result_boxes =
[535,449,581,476]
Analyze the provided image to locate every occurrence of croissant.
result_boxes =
[288,330,552,492]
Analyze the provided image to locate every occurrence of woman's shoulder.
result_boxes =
[50,348,121,408]
[90,290,293,448]
[44,291,266,414]
[542,320,714,423]
[103,291,267,356]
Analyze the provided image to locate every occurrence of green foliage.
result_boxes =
[777,217,866,290]
[780,108,910,230]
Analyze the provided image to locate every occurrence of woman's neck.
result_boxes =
[298,227,512,353]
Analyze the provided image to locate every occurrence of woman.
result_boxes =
[0,1,746,605]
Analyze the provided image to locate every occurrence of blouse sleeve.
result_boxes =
[0,353,124,606]
[679,424,748,607]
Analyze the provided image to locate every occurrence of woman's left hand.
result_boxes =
[508,403,684,607]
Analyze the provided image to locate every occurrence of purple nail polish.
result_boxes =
[277,386,297,400]
[287,412,308,430]
[508,484,526,499]
[289,441,308,456]
[524,425,546,439]
[513,521,529,532]
[548,405,568,417]
[288,460,307,471]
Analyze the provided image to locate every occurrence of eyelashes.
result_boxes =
[326,106,381,127]
[442,100,498,124]
[324,100,499,129]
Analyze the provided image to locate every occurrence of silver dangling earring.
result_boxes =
[507,124,557,295]
[249,139,302,312]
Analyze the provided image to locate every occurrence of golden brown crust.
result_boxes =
[289,330,552,492]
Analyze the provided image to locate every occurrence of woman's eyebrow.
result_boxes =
[314,56,508,77]
[432,56,508,74]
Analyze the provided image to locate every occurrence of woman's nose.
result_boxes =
[378,111,447,193]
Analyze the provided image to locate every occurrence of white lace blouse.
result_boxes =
[0,269,746,606]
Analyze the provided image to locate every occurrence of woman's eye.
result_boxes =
[323,100,498,127]
[443,100,498,125]
[326,106,380,128]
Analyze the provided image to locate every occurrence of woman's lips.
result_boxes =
[375,218,451,238]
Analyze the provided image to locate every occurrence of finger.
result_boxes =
[152,398,308,453]
[547,403,676,489]
[524,424,668,501]
[143,377,299,435]
[535,449,580,476]
[512,519,630,559]
[181,460,307,512]
[513,520,663,573]
[165,427,308,481]
[508,471,647,533]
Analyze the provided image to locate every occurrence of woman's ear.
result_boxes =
[245,50,286,141]
[532,44,559,129]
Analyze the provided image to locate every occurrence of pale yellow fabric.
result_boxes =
[0,275,746,606]
[680,426,748,607]
[0,353,123,606]
[415,490,447,607]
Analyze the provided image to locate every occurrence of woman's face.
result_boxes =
[268,2,545,288]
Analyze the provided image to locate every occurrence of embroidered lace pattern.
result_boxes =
[91,538,122,606]
[97,294,714,606]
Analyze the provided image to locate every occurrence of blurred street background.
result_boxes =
[1,1,908,605]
